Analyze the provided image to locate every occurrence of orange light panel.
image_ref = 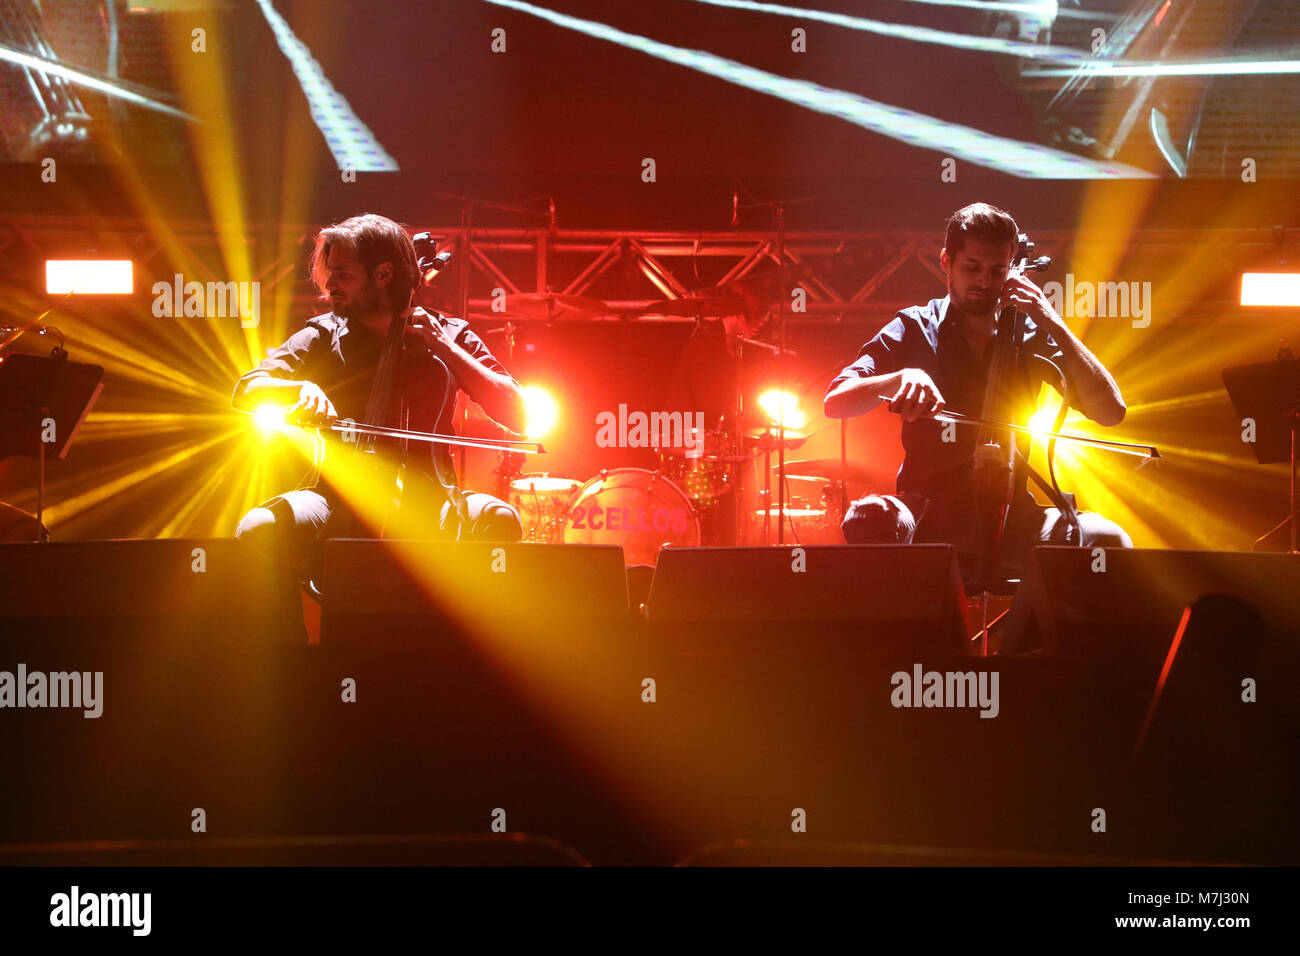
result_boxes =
[1241,272,1300,307]
[46,260,134,294]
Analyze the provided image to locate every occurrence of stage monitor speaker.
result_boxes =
[0,540,311,846]
[0,538,280,638]
[644,544,969,652]
[311,540,650,860]
[319,540,628,641]
[1004,547,1300,663]
[1001,546,1300,788]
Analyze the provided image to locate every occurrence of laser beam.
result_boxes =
[253,0,398,172]
[684,0,1090,63]
[478,0,1150,178]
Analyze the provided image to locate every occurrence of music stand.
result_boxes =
[1222,353,1300,553]
[0,352,103,542]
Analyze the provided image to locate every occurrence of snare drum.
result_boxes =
[509,474,581,543]
[561,468,700,566]
[752,506,836,544]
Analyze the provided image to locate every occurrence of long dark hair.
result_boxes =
[309,213,419,313]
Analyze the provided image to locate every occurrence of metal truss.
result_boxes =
[0,217,1293,326]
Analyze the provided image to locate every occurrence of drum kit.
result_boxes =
[507,465,704,564]
[506,449,872,565]
[508,465,701,565]
[484,274,876,565]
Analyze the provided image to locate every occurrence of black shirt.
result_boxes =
[234,308,512,507]
[826,296,1064,549]
[234,308,509,425]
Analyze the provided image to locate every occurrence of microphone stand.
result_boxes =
[734,186,812,546]
[776,202,787,544]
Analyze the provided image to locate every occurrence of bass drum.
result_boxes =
[561,468,700,566]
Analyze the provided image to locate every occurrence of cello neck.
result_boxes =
[358,308,411,446]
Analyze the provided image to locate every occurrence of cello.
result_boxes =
[967,232,1052,591]
[301,304,544,541]
[936,233,1158,592]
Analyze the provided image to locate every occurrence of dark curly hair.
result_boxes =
[943,203,1019,261]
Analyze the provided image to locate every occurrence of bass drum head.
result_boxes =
[561,468,700,566]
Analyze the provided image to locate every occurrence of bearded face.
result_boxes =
[942,237,1014,321]
[323,246,387,320]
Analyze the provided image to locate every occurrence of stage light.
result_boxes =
[757,389,805,429]
[251,404,288,437]
[45,260,133,294]
[1028,405,1057,439]
[1241,273,1300,307]
[522,386,558,439]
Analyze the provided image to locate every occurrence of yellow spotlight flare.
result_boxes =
[1028,404,1059,440]
[757,389,805,430]
[1026,396,1087,467]
[522,385,558,439]
[251,403,290,438]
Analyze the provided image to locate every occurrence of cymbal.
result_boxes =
[640,296,748,318]
[500,293,609,321]
[744,427,807,450]
[777,457,874,483]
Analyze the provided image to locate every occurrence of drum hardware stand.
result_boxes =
[969,587,1017,658]
[775,202,788,544]
[492,450,526,505]
[732,326,747,547]
[35,403,49,542]
[1291,407,1299,554]
[839,417,849,525]
[761,435,773,545]
[732,186,813,545]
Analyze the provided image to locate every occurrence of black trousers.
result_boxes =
[841,492,1132,577]
[236,487,522,575]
